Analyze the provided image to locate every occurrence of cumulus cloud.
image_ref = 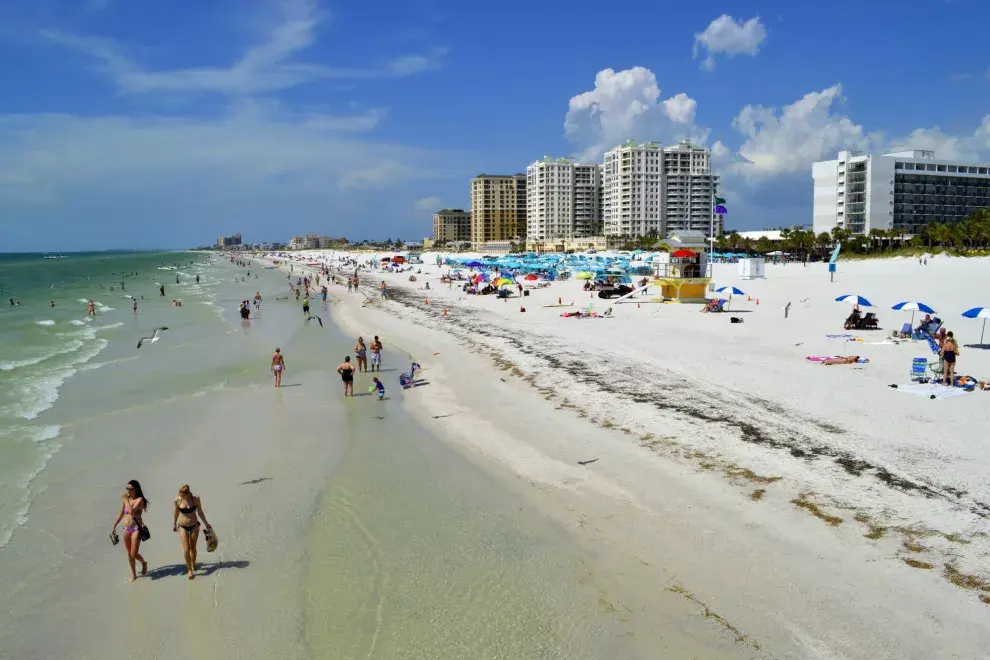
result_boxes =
[42,0,446,96]
[564,67,707,162]
[693,15,767,71]
[413,196,441,212]
[729,85,878,180]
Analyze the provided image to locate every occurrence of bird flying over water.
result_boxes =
[306,315,323,327]
[137,327,169,349]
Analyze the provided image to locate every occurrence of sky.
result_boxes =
[0,0,988,251]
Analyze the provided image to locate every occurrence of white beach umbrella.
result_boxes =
[961,307,990,344]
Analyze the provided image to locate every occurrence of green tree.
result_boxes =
[755,236,774,254]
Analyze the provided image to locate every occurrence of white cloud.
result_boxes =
[413,196,441,212]
[564,67,706,162]
[41,0,446,96]
[729,85,878,180]
[693,15,767,71]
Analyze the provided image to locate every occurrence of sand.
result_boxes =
[269,249,990,659]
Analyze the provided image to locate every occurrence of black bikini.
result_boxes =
[178,502,199,532]
[340,366,354,383]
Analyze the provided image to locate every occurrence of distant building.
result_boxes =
[470,174,527,247]
[289,234,349,250]
[217,233,242,248]
[812,149,990,236]
[663,140,721,235]
[432,209,472,244]
[602,141,664,238]
[525,155,602,242]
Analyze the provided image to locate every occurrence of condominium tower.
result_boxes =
[663,140,721,235]
[602,141,664,237]
[812,149,990,236]
[469,174,527,246]
[525,156,603,242]
[432,209,472,244]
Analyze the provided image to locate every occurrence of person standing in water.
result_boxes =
[337,356,355,397]
[172,484,212,580]
[354,337,368,373]
[302,295,310,316]
[370,335,383,373]
[160,285,165,297]
[195,274,200,284]
[111,479,149,583]
[271,348,286,388]
[132,298,138,315]
[87,299,96,316]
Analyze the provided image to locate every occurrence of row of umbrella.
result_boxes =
[836,294,990,343]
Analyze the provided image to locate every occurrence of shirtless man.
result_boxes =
[370,336,383,373]
[271,348,286,388]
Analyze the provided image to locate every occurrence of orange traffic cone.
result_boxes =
[442,308,448,316]
[637,302,641,309]
[558,297,562,305]
[425,297,430,305]
[756,298,760,305]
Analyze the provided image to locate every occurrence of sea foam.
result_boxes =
[34,320,55,326]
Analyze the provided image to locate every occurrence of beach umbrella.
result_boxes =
[891,301,936,327]
[575,272,593,280]
[714,286,745,310]
[961,307,990,344]
[834,294,874,307]
[524,274,538,281]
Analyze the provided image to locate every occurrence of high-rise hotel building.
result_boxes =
[469,174,527,246]
[663,140,720,235]
[525,156,603,242]
[812,149,990,236]
[602,141,665,238]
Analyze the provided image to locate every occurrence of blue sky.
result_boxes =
[0,0,987,250]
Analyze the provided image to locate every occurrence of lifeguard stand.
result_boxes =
[651,249,712,303]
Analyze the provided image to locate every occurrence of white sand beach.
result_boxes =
[268,250,990,659]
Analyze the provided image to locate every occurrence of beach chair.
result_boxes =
[862,312,879,330]
[910,358,928,382]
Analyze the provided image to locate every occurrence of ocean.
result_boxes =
[0,251,636,658]
[0,251,214,548]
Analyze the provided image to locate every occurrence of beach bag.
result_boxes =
[139,524,151,542]
[204,527,219,552]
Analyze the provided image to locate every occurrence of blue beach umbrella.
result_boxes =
[961,307,990,344]
[891,301,936,327]
[835,294,873,307]
[715,286,745,296]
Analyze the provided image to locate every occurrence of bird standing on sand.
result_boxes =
[306,315,323,327]
[137,327,169,349]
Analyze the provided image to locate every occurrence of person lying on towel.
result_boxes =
[822,355,868,365]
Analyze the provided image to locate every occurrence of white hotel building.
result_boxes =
[601,140,720,238]
[602,141,664,237]
[525,156,602,242]
[813,149,990,236]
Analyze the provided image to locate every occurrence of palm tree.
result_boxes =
[817,232,832,259]
[755,236,774,254]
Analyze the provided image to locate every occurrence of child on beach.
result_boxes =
[372,377,385,400]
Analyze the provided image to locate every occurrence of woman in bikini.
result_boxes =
[337,356,355,397]
[271,347,286,388]
[172,484,213,580]
[354,337,368,373]
[111,479,149,583]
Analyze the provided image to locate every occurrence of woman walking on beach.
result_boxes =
[354,337,368,373]
[271,347,286,388]
[111,479,149,583]
[337,356,355,397]
[172,484,213,580]
[370,335,383,372]
[942,331,960,386]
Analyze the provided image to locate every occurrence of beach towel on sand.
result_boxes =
[896,383,967,399]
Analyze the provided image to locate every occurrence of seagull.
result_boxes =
[306,315,323,327]
[137,327,169,349]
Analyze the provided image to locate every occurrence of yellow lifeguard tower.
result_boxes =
[650,231,712,303]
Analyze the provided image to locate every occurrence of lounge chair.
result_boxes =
[910,357,929,382]
[861,312,879,330]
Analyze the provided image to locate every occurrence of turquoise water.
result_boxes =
[0,251,215,547]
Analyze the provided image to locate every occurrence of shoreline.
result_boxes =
[271,250,990,658]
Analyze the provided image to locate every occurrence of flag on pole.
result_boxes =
[715,197,726,204]
[714,205,728,214]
